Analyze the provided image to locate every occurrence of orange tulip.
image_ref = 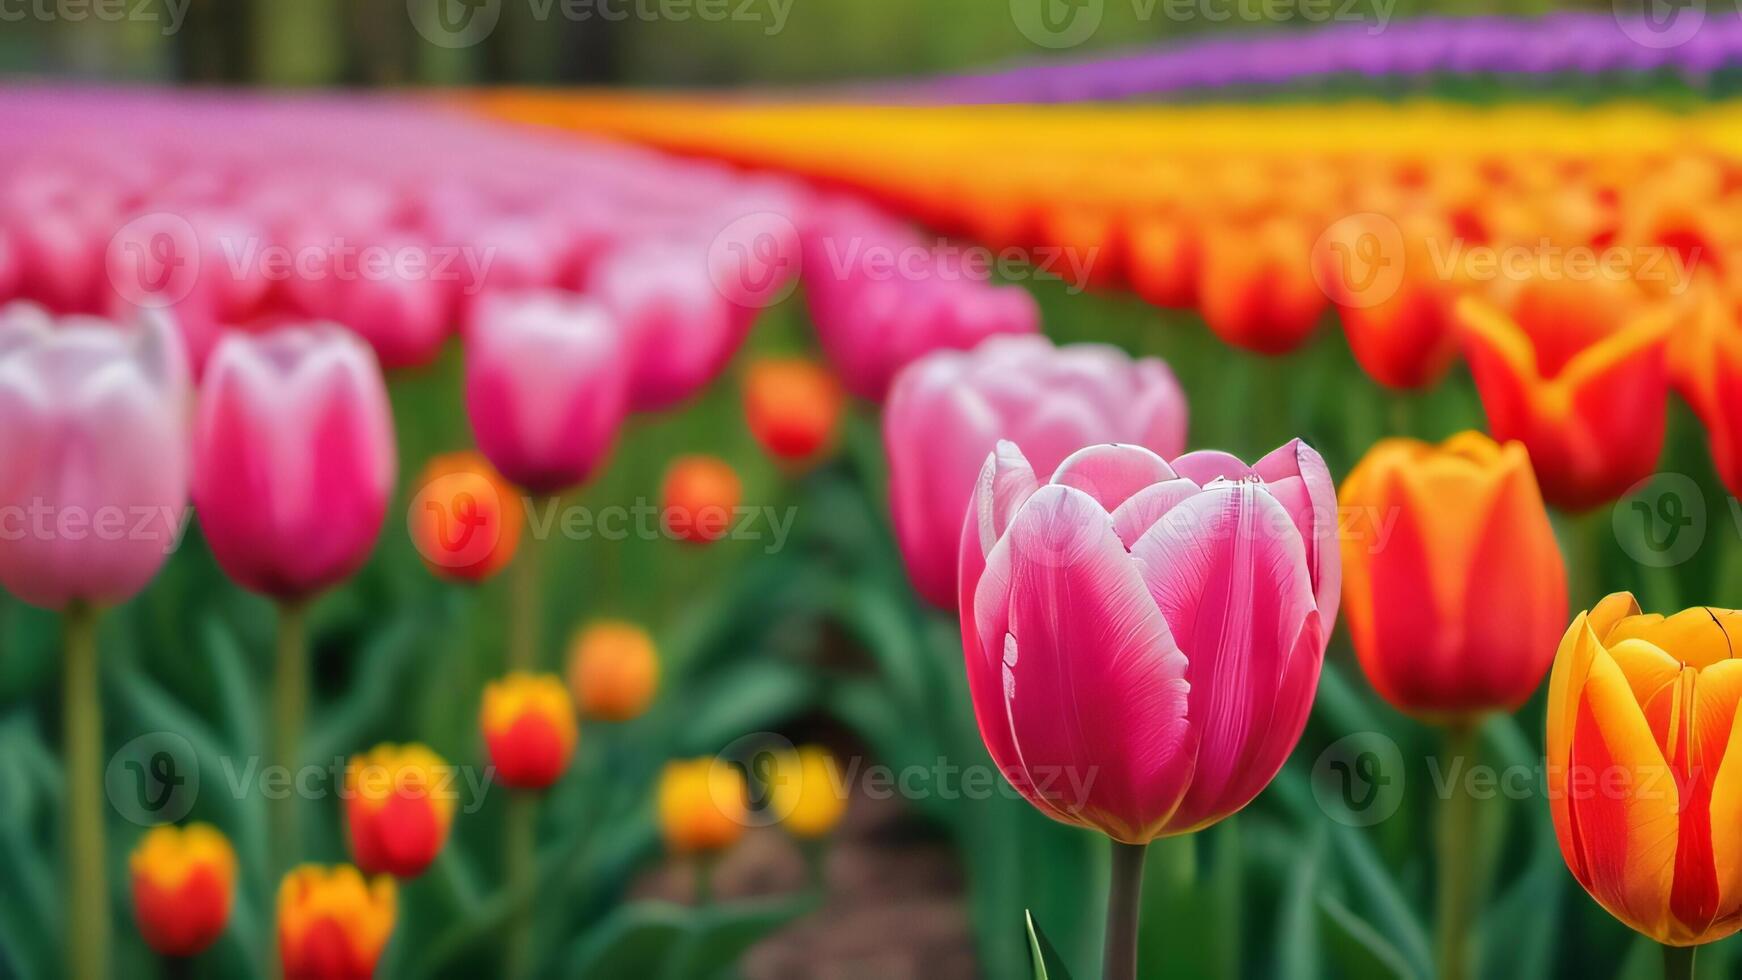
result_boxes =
[1341,432,1567,720]
[1197,215,1327,355]
[743,357,844,463]
[345,743,456,879]
[1323,213,1462,391]
[1456,274,1677,511]
[1126,210,1199,310]
[657,757,748,854]
[408,451,523,583]
[566,620,660,722]
[661,455,742,545]
[130,823,235,958]
[481,673,578,790]
[278,865,396,980]
[1547,593,1742,947]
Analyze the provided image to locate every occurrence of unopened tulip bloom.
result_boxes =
[1678,291,1742,500]
[1341,432,1567,719]
[482,673,578,790]
[590,239,754,412]
[743,357,843,464]
[278,865,396,980]
[1322,215,1462,390]
[767,746,847,840]
[0,303,190,609]
[1197,216,1327,355]
[661,455,742,545]
[464,290,629,495]
[566,620,660,722]
[658,758,748,854]
[408,451,523,583]
[1126,210,1200,310]
[886,335,1188,608]
[962,439,1336,979]
[345,744,456,879]
[193,325,396,598]
[130,823,235,958]
[1458,275,1677,510]
[1548,593,1742,960]
[0,302,190,979]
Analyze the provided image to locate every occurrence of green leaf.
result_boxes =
[1319,893,1421,980]
[560,897,816,979]
[1276,828,1328,980]
[1328,824,1433,980]
[1027,910,1074,980]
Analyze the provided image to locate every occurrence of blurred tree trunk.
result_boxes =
[556,15,622,84]
[344,0,414,86]
[173,0,253,83]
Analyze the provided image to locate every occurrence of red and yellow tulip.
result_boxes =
[481,673,578,790]
[129,823,235,958]
[345,743,456,879]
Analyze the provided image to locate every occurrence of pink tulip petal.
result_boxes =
[1110,478,1202,549]
[974,440,1040,558]
[1050,444,1177,513]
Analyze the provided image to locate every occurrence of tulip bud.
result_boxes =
[661,455,742,545]
[1548,594,1742,946]
[345,744,456,879]
[658,758,748,854]
[766,746,847,840]
[566,620,660,722]
[408,451,523,583]
[743,357,843,463]
[192,326,396,599]
[1341,432,1567,720]
[0,303,190,610]
[277,865,396,980]
[1197,215,1327,355]
[481,673,578,790]
[129,823,235,958]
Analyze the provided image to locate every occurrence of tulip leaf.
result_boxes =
[559,897,815,979]
[1275,828,1328,980]
[1478,835,1565,980]
[1319,893,1421,980]
[665,660,817,756]
[1026,910,1074,980]
[199,615,261,754]
[301,613,429,767]
[1328,824,1433,979]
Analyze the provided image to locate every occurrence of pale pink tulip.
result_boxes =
[589,239,753,412]
[0,303,189,609]
[192,325,396,599]
[465,290,629,494]
[960,439,1338,843]
[885,335,1187,608]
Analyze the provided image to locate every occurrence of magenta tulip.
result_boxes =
[0,303,190,609]
[589,238,753,412]
[960,439,1338,843]
[192,325,396,599]
[885,335,1188,608]
[302,234,457,371]
[464,290,629,494]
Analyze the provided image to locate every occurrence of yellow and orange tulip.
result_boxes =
[566,620,660,722]
[278,865,396,980]
[129,823,236,958]
[481,673,578,790]
[658,757,748,854]
[345,743,456,879]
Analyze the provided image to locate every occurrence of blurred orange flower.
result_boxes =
[744,357,844,464]
[409,451,523,583]
[566,620,660,722]
[278,865,395,980]
[661,455,743,545]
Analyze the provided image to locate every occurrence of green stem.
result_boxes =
[1663,943,1697,980]
[64,601,107,980]
[504,792,536,977]
[508,507,545,672]
[1103,841,1148,980]
[695,852,719,906]
[272,600,309,886]
[1437,723,1481,980]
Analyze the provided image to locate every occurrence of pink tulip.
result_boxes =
[885,335,1188,608]
[192,325,396,599]
[589,238,753,412]
[297,233,457,371]
[960,439,1337,843]
[0,303,190,609]
[465,290,629,494]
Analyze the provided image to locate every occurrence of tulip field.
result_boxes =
[14,8,1742,980]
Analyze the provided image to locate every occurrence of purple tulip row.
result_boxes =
[871,13,1742,104]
